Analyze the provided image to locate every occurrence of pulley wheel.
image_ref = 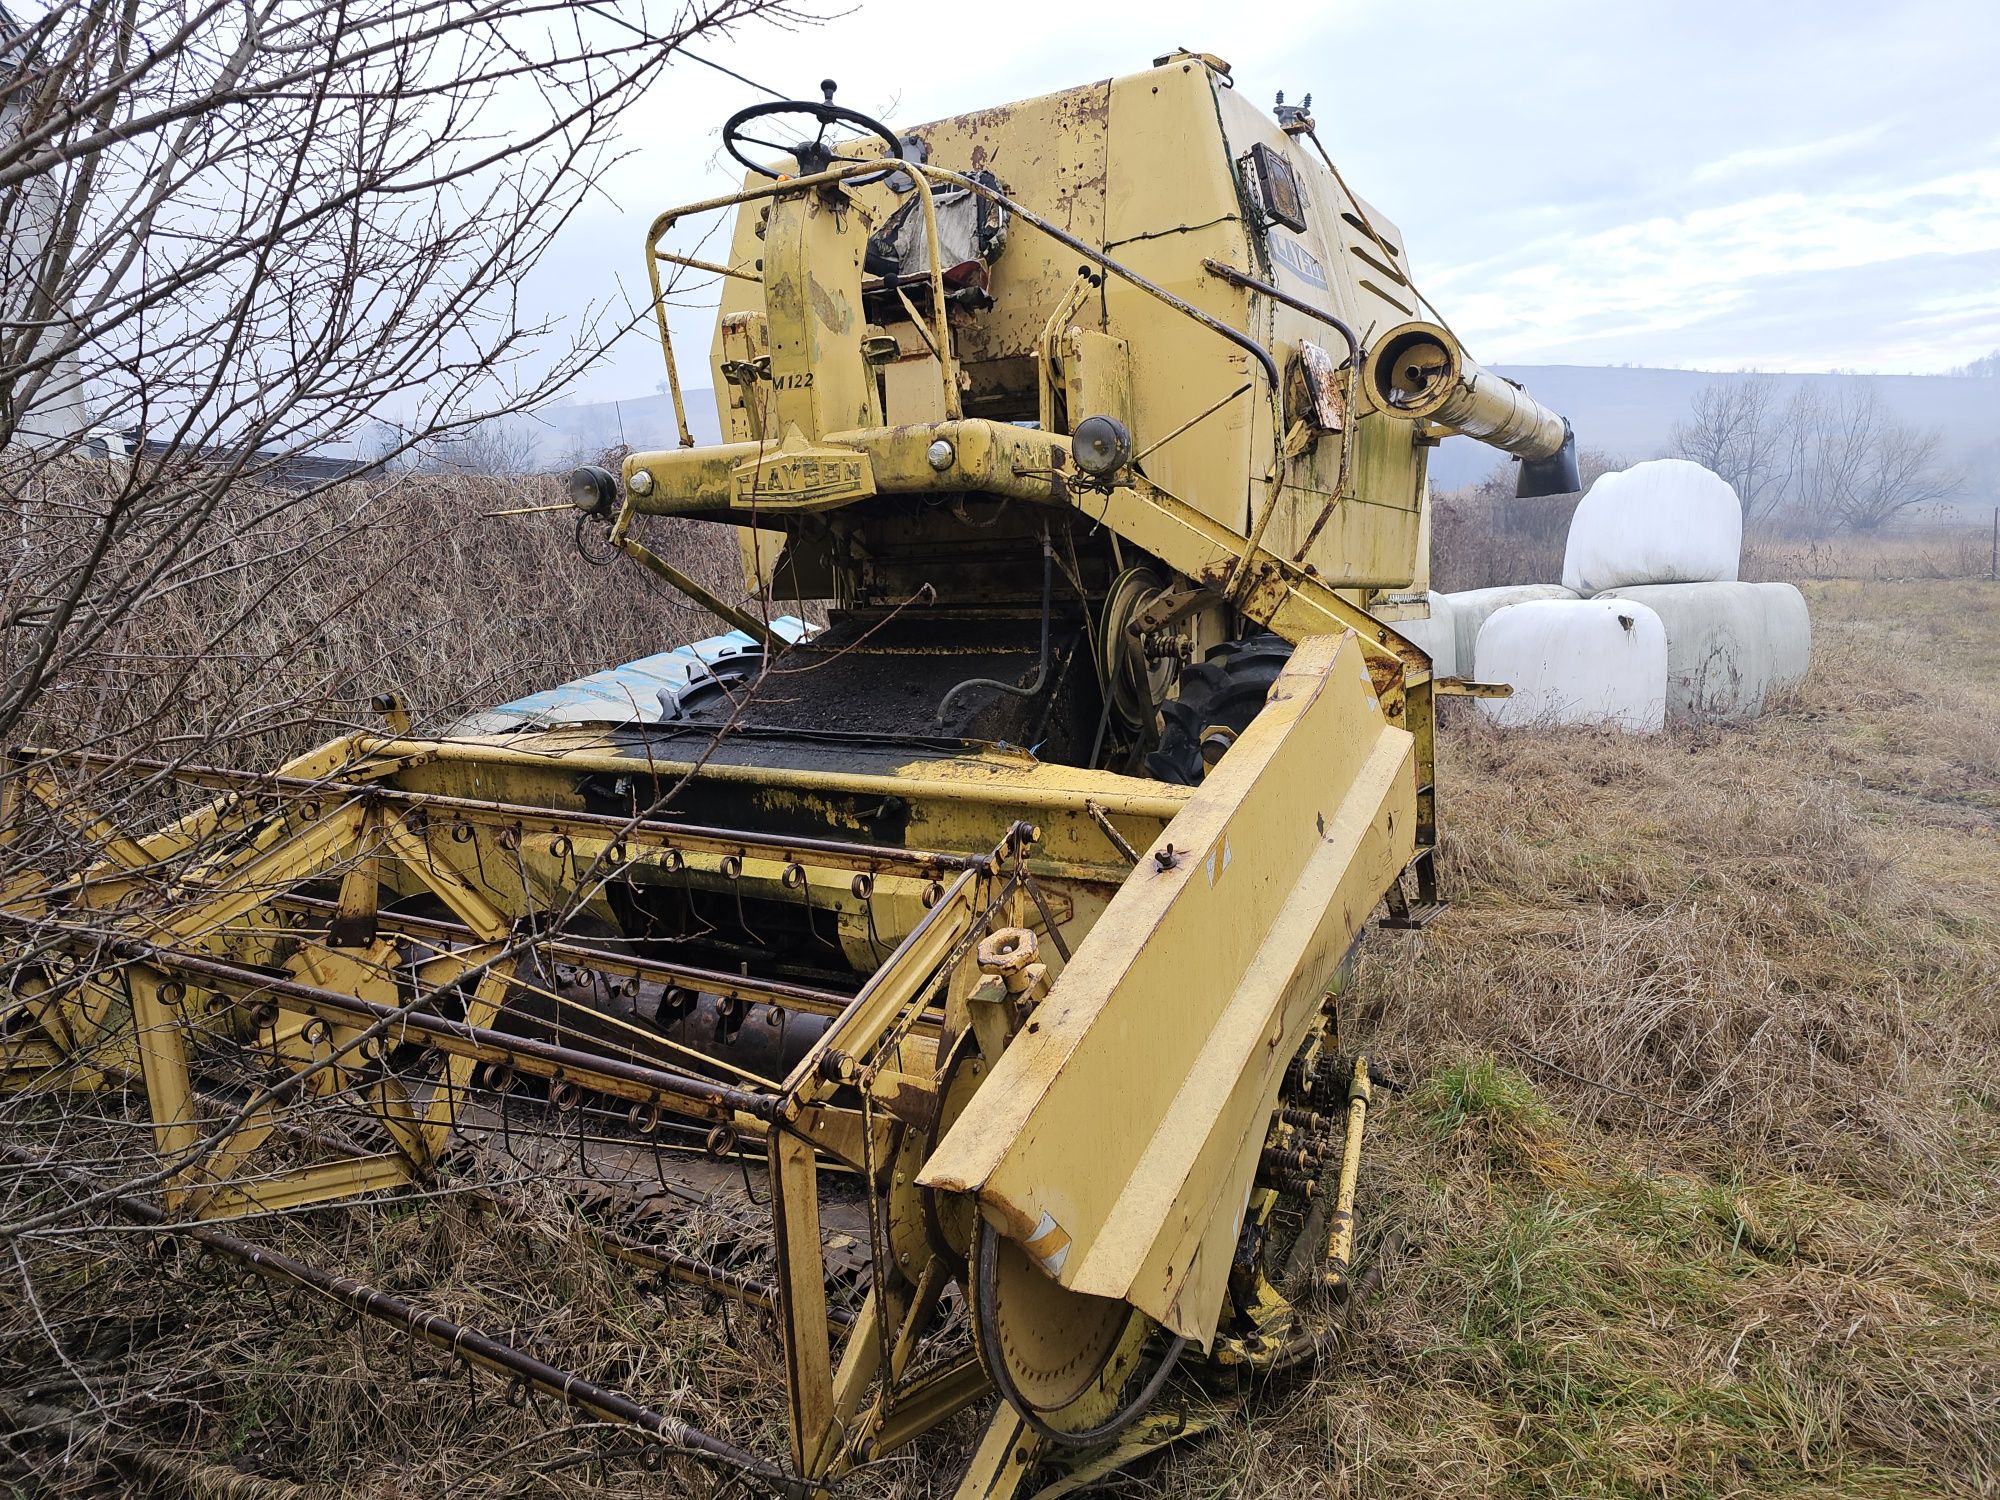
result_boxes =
[970,1220,1140,1418]
[970,1221,1191,1451]
[1098,565,1174,730]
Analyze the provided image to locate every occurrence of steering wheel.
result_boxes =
[723,80,904,186]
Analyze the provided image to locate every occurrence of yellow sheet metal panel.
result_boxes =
[901,78,1112,386]
[716,311,790,595]
[1210,85,1426,588]
[699,78,1112,423]
[1060,329,1132,434]
[881,331,950,426]
[762,187,879,437]
[1102,63,1258,530]
[1261,413,1426,588]
[1213,86,1417,358]
[1110,717,1411,1337]
[918,632,1415,1345]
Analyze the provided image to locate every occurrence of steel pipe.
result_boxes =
[1360,320,1568,460]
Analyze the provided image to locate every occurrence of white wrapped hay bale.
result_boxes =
[1756,581,1812,693]
[1442,583,1578,679]
[1599,581,1812,722]
[1393,592,1458,679]
[1475,598,1668,733]
[1598,583,1761,722]
[1560,459,1743,596]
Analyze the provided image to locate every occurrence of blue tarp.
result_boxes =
[454,616,810,733]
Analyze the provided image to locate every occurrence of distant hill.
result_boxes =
[1431,366,2000,510]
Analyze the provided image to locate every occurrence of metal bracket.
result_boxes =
[1434,677,1512,699]
[1378,846,1446,930]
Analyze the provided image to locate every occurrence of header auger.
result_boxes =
[4,51,1574,1497]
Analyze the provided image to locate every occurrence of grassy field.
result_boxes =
[1160,574,2000,1498]
[3,527,1994,1498]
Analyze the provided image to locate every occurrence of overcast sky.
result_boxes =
[536,0,2000,405]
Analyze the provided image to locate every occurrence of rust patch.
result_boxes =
[871,1073,938,1131]
[809,275,853,335]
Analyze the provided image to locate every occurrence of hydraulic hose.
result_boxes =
[935,530,1053,726]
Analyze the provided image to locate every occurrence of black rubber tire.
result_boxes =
[1144,634,1293,784]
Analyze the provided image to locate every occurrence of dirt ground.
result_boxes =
[3,555,1994,1499]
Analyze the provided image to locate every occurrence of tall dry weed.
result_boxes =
[13,472,751,771]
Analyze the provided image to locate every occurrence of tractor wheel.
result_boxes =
[1144,634,1293,784]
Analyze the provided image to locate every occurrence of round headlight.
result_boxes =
[568,464,619,516]
[627,468,655,497]
[926,438,955,471]
[1071,415,1132,478]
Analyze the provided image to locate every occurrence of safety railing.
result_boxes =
[642,156,1295,452]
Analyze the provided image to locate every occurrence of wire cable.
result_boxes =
[675,48,789,102]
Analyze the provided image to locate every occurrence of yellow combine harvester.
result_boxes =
[2,51,1575,1496]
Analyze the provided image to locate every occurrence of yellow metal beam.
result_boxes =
[769,1127,835,1474]
[21,771,150,869]
[782,852,995,1104]
[417,960,517,1160]
[195,1151,413,1221]
[920,634,1414,1346]
[144,801,365,944]
[952,1408,1041,1500]
[380,816,510,943]
[127,966,200,1191]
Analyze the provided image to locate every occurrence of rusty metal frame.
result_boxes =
[0,754,1027,1493]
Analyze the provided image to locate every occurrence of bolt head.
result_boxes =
[926,438,955,471]
[627,468,655,496]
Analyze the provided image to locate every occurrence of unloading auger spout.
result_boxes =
[1362,319,1582,497]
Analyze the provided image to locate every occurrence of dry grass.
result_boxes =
[4,501,1997,1497]
[14,472,750,772]
[0,1154,801,1497]
[1744,526,1998,584]
[1148,570,2000,1498]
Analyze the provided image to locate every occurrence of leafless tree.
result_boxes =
[1669,374,1786,521]
[1808,383,1961,532]
[1671,376,1961,534]
[416,416,545,474]
[0,0,800,752]
[0,3,816,1473]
